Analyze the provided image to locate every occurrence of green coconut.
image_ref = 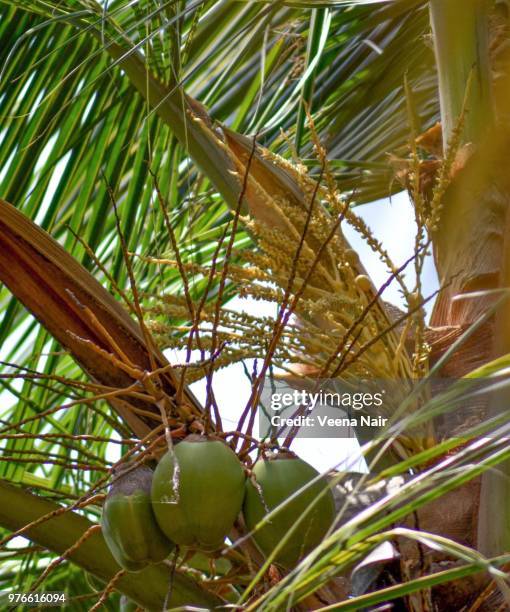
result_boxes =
[151,435,246,551]
[243,452,335,568]
[101,465,174,572]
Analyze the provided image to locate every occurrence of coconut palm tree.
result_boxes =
[1,0,510,609]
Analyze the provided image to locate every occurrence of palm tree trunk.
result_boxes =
[429,0,496,343]
[429,0,510,564]
[429,0,493,146]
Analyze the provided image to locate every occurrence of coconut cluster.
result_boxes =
[101,436,336,582]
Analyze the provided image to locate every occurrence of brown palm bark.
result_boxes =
[0,199,202,441]
[410,2,510,608]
